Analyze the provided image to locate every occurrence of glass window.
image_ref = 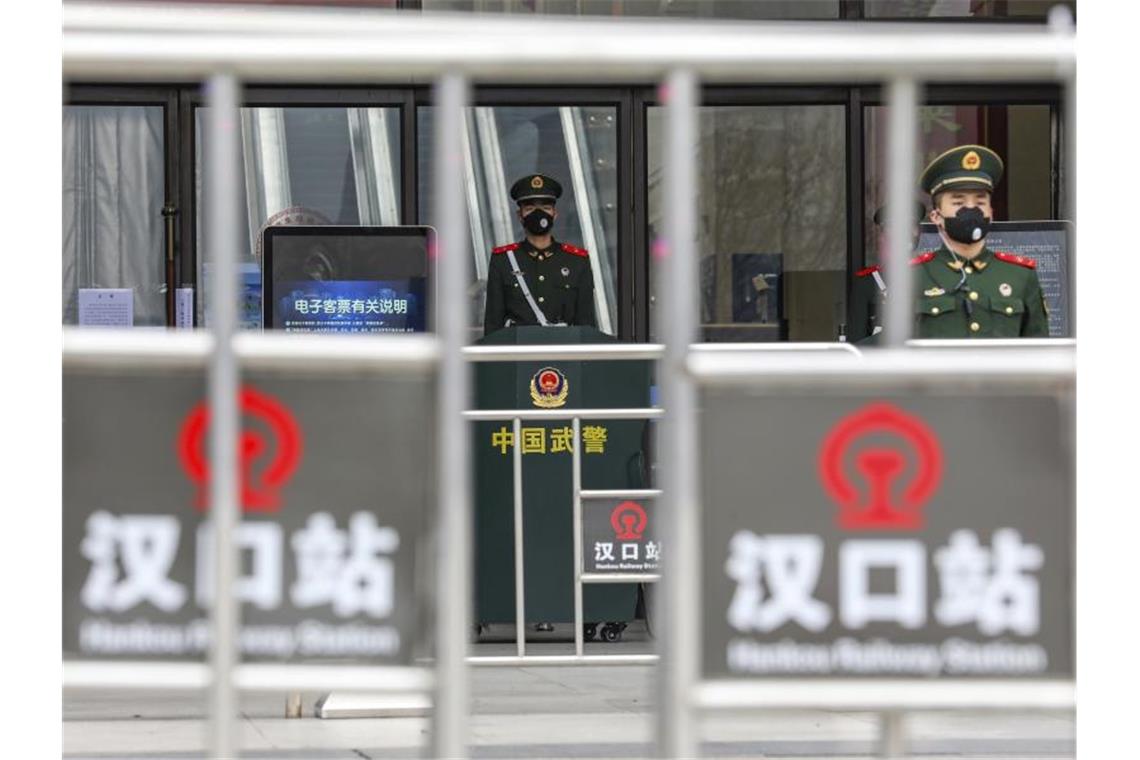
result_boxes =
[863,0,1074,19]
[62,105,166,326]
[647,104,848,342]
[422,0,839,19]
[417,104,620,338]
[196,106,401,327]
[863,103,1054,260]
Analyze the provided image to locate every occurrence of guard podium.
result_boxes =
[474,326,650,635]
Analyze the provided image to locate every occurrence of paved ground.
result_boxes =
[64,628,1074,759]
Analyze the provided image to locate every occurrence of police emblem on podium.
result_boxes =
[530,366,569,408]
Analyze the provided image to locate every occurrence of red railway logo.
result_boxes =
[818,403,942,531]
[177,386,303,513]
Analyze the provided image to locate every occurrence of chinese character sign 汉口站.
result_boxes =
[63,366,434,663]
[700,390,1073,680]
[582,498,661,575]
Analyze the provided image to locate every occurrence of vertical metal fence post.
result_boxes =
[883,76,920,348]
[1050,4,1076,338]
[513,416,526,657]
[572,417,584,657]
[880,711,906,759]
[432,71,471,760]
[205,72,241,760]
[656,67,700,759]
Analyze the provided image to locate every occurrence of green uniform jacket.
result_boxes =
[912,245,1049,339]
[483,238,597,335]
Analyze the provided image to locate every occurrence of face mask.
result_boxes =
[522,208,554,236]
[941,206,991,244]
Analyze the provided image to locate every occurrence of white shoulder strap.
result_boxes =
[504,249,549,327]
[870,270,887,296]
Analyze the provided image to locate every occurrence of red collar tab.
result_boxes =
[855,265,881,277]
[559,243,588,257]
[910,251,936,266]
[492,243,520,254]
[994,251,1037,269]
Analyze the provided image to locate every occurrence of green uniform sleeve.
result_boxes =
[575,264,598,328]
[1021,269,1050,337]
[848,277,873,343]
[483,253,506,336]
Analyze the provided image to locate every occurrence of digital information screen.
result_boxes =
[918,220,1072,337]
[263,226,432,334]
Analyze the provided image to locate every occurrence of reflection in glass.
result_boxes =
[647,105,847,342]
[418,105,619,337]
[196,106,401,327]
[63,105,166,326]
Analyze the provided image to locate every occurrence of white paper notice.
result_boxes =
[78,289,134,327]
[176,288,194,328]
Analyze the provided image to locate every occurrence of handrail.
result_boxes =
[63,2,1074,83]
[688,345,1074,384]
[462,343,664,362]
[62,328,441,370]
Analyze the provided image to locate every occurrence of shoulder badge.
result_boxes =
[559,242,589,257]
[994,251,1037,270]
[910,251,936,266]
[855,265,881,278]
[492,243,520,255]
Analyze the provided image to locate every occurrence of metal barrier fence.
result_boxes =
[61,329,440,742]
[686,344,1075,760]
[463,406,662,667]
[463,343,665,666]
[63,3,1076,758]
[461,341,860,668]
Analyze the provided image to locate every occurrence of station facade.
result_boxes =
[63,0,1074,342]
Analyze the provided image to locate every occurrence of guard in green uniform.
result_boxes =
[483,174,597,336]
[849,201,927,343]
[912,144,1049,338]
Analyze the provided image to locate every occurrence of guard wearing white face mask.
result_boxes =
[913,145,1049,339]
[482,174,598,336]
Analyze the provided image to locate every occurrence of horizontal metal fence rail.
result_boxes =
[63,661,434,693]
[63,2,1074,83]
[62,329,442,370]
[906,338,1077,350]
[688,345,1075,385]
[462,341,862,363]
[463,344,664,362]
[694,679,1075,712]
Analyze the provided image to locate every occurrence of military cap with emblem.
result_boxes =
[509,174,563,205]
[919,144,1004,197]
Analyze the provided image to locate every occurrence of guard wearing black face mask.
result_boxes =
[483,174,598,335]
[912,145,1049,339]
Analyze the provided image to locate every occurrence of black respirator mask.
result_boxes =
[941,206,992,244]
[522,208,554,236]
